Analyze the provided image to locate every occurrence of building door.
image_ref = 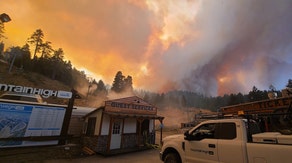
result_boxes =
[110,119,122,149]
[141,119,150,144]
[141,119,149,133]
[86,117,96,136]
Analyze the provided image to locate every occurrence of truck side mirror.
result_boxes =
[184,131,192,140]
[186,131,205,141]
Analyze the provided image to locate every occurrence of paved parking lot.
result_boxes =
[44,148,162,163]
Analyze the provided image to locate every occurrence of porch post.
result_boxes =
[137,118,144,146]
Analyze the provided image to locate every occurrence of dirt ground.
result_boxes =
[44,148,162,163]
[44,130,182,163]
[0,128,183,162]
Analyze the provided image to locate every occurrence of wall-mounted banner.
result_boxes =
[0,102,66,147]
[0,83,72,99]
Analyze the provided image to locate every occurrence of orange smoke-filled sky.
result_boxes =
[1,0,292,96]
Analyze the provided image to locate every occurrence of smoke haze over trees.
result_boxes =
[1,28,292,111]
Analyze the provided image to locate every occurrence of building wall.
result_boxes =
[96,135,108,152]
[122,133,137,148]
[94,110,103,135]
[83,117,158,152]
[100,114,110,135]
[123,118,136,133]
[84,109,103,136]
[68,115,84,136]
[82,135,108,153]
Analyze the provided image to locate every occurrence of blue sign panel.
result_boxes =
[0,102,65,147]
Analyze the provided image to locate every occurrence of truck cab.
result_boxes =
[160,118,291,163]
[183,119,256,163]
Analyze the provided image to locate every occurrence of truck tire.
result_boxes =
[164,152,181,163]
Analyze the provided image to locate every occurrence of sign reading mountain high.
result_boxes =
[0,83,72,99]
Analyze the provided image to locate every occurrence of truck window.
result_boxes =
[191,123,216,139]
[245,120,262,142]
[217,123,236,139]
[246,120,261,135]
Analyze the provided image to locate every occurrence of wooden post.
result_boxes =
[59,89,78,145]
[159,118,164,146]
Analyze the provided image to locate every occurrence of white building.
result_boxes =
[83,96,164,155]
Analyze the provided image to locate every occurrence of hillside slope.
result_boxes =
[0,61,88,106]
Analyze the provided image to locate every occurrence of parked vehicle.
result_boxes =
[0,92,45,103]
[160,118,292,163]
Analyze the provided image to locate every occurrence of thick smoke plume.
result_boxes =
[1,0,292,96]
[179,0,292,96]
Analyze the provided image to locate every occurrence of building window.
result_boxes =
[86,117,96,136]
[112,121,121,134]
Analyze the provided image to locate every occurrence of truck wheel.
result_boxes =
[164,153,181,163]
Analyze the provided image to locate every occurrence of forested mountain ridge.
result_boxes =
[1,28,292,111]
[2,59,292,111]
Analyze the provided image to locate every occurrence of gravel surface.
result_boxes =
[44,148,162,163]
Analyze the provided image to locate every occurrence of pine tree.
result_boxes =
[51,48,64,79]
[40,41,53,58]
[27,29,44,59]
[94,80,108,97]
[111,71,125,93]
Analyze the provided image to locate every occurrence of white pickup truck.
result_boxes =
[159,119,292,163]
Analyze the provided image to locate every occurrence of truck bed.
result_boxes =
[246,142,292,163]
